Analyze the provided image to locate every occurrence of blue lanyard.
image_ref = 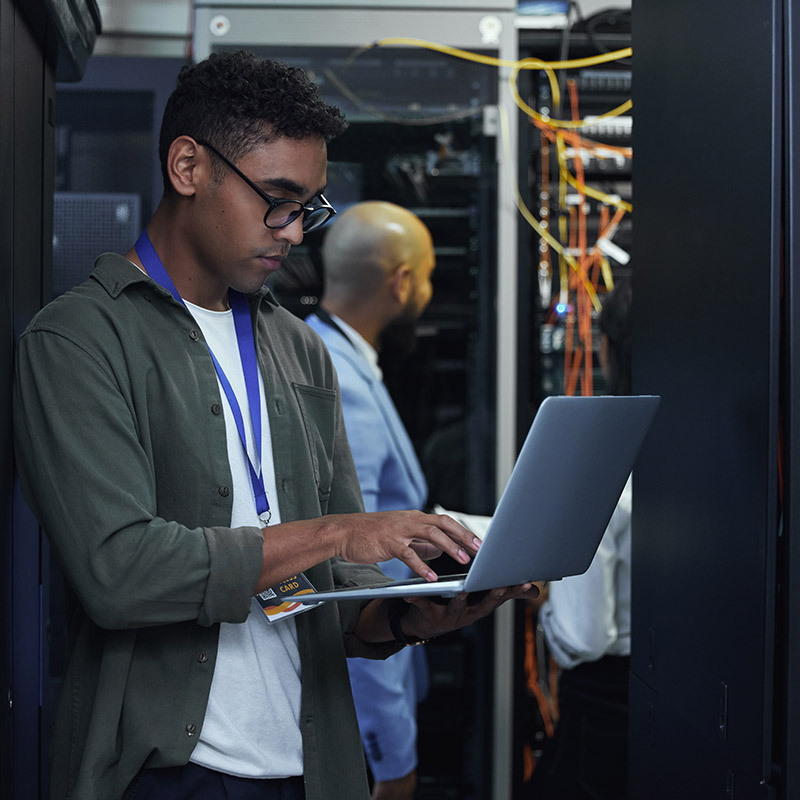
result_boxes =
[134,231,271,523]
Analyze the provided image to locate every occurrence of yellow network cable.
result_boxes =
[373,37,633,129]
[537,48,633,70]
[600,257,614,290]
[509,61,632,130]
[555,134,633,212]
[372,36,560,105]
[374,36,518,67]
[515,56,562,107]
[498,107,600,311]
[374,37,632,72]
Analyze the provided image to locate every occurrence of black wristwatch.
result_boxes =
[386,599,429,646]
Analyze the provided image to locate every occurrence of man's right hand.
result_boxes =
[255,510,481,595]
[329,509,481,582]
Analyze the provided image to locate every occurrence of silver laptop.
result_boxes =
[292,395,661,603]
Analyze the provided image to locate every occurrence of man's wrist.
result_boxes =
[386,599,429,646]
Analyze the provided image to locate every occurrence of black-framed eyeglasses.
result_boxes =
[196,139,336,233]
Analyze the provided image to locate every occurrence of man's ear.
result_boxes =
[165,136,207,198]
[389,263,413,305]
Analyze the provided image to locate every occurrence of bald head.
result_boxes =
[321,201,433,304]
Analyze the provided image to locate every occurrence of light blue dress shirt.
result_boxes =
[307,311,429,782]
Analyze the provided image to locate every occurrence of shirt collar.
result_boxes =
[90,252,279,307]
[328,312,383,381]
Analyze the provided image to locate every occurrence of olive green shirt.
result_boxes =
[13,253,400,800]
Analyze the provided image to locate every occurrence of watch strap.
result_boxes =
[386,598,428,646]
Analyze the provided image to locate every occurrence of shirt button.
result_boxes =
[197,652,208,663]
[186,723,197,736]
[189,329,200,341]
[218,485,230,497]
[211,403,222,415]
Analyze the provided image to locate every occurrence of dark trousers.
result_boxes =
[128,762,306,800]
[528,655,630,800]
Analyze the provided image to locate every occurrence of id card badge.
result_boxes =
[255,572,320,623]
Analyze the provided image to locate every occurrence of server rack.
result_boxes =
[3,3,101,799]
[631,0,792,796]
[517,26,632,423]
[513,24,633,796]
[270,106,498,516]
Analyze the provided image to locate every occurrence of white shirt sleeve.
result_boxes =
[539,476,632,669]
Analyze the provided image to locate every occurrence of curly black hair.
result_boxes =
[158,50,348,191]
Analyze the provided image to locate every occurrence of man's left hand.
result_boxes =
[400,583,539,641]
[371,770,416,800]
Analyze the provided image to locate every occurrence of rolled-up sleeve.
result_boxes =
[14,316,262,631]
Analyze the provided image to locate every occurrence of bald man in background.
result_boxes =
[306,201,435,800]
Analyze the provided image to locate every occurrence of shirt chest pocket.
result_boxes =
[292,383,336,506]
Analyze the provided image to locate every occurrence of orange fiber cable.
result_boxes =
[531,116,632,159]
[592,206,610,286]
[524,606,556,737]
[568,79,593,397]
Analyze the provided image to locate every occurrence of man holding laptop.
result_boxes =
[12,51,537,800]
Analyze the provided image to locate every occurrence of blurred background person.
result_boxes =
[306,201,435,800]
[529,276,633,800]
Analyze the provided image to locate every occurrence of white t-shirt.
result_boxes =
[184,300,304,778]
